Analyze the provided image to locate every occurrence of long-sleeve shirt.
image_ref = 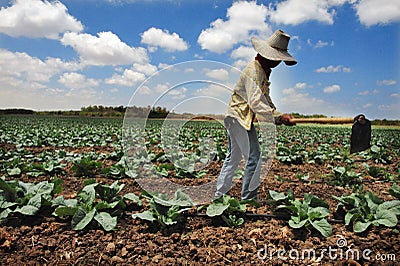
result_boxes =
[226,60,277,130]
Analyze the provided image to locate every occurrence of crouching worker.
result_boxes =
[350,114,371,154]
[215,30,297,201]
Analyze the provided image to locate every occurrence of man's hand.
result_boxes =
[275,114,296,126]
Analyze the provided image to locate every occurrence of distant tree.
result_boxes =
[0,109,34,115]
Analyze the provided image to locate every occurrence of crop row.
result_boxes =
[1,175,400,238]
[0,116,399,239]
[1,117,399,182]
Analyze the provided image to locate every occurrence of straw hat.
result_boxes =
[251,30,297,66]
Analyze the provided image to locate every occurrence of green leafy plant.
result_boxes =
[215,140,227,161]
[102,157,136,179]
[42,161,65,175]
[363,163,397,182]
[0,176,62,223]
[6,167,22,177]
[267,190,332,237]
[132,190,193,229]
[201,194,259,227]
[296,173,310,182]
[102,164,126,179]
[276,143,306,165]
[327,166,363,189]
[369,144,392,164]
[53,180,140,231]
[389,184,400,199]
[175,167,206,179]
[173,154,208,179]
[71,157,101,177]
[334,191,400,233]
[152,163,174,177]
[363,163,384,178]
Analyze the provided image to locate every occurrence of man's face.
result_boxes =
[265,59,281,69]
[358,116,366,124]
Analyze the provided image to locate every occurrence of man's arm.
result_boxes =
[242,63,295,126]
[274,114,296,126]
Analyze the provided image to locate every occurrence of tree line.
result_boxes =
[0,105,170,118]
[0,106,399,125]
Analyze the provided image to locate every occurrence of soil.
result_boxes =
[0,144,399,265]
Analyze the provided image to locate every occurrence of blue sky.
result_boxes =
[0,0,399,119]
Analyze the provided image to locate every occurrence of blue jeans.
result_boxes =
[215,117,262,200]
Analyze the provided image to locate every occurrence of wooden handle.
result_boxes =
[292,117,354,124]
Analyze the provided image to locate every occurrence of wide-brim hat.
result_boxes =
[251,30,297,66]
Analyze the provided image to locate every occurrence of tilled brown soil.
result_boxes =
[0,146,399,265]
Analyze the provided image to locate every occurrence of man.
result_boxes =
[215,30,296,200]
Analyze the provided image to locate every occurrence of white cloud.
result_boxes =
[278,81,354,116]
[108,63,157,87]
[0,0,83,39]
[204,68,230,81]
[193,54,203,59]
[377,79,397,86]
[61,31,149,66]
[132,63,158,76]
[141,27,189,52]
[0,48,93,110]
[142,83,187,100]
[0,48,81,90]
[342,67,352,73]
[323,84,341,93]
[0,86,102,110]
[352,0,400,26]
[105,69,146,87]
[268,0,400,27]
[198,1,271,53]
[104,0,179,5]
[136,85,152,95]
[65,88,97,99]
[269,0,348,25]
[135,82,183,98]
[378,103,400,114]
[280,84,327,114]
[58,72,99,89]
[283,83,308,94]
[362,103,374,109]
[0,48,131,111]
[316,65,352,73]
[295,82,308,89]
[233,59,250,70]
[185,68,195,73]
[358,90,370,95]
[158,63,172,70]
[194,84,232,98]
[316,40,333,48]
[231,45,256,64]
[315,40,329,48]
[282,87,296,95]
[307,39,334,49]
[168,87,187,100]
[46,88,65,96]
[358,89,379,96]
[154,83,171,94]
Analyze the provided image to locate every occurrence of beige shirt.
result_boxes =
[226,60,277,130]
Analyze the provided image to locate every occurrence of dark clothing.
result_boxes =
[350,114,371,153]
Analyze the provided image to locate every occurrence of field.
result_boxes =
[0,115,399,265]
